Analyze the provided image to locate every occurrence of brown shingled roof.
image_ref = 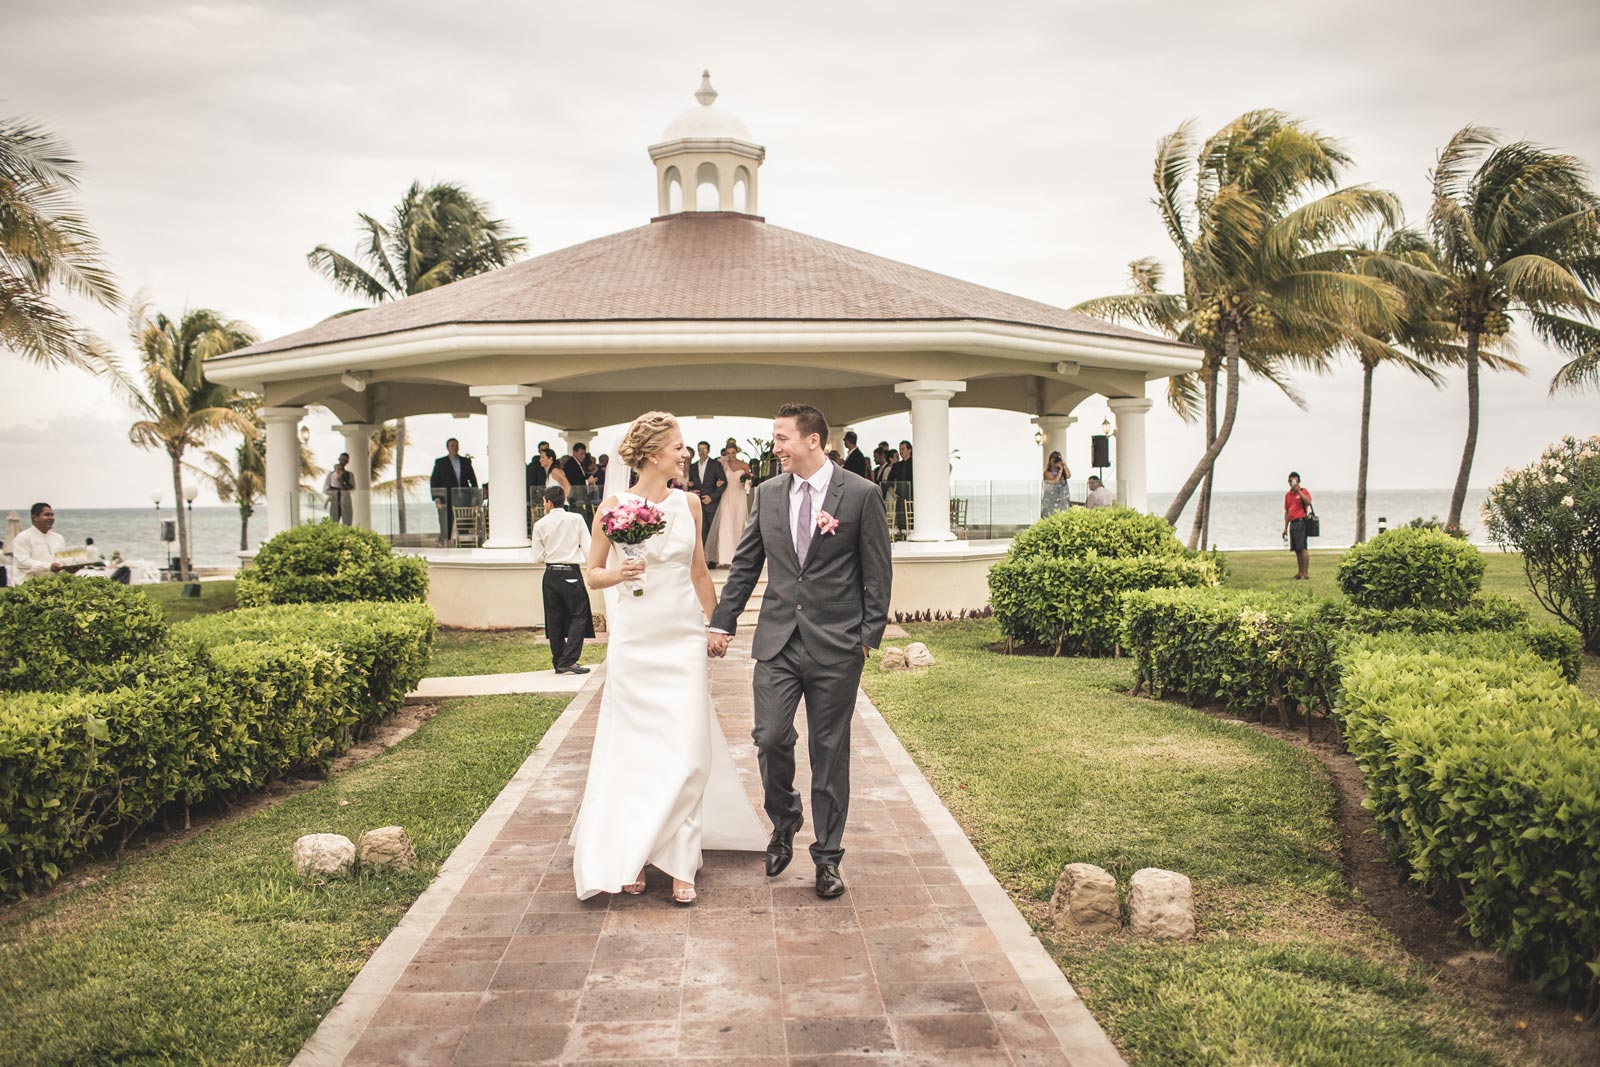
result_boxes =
[222,213,1185,359]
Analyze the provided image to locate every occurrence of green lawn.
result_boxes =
[137,578,237,621]
[863,620,1523,1067]
[430,628,607,676]
[0,692,567,1067]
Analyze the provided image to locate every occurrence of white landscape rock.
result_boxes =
[1127,867,1196,939]
[1049,862,1122,934]
[903,642,936,668]
[293,833,356,878]
[358,825,417,871]
[879,647,908,670]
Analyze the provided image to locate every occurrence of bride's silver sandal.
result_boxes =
[672,879,697,905]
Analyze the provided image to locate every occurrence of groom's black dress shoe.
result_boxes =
[815,863,846,899]
[766,817,801,877]
[554,665,590,675]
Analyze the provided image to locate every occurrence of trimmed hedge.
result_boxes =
[1335,527,1486,610]
[0,575,170,693]
[991,509,1218,655]
[0,602,434,900]
[1336,643,1600,1002]
[237,521,428,607]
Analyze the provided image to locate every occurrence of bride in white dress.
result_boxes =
[573,412,767,904]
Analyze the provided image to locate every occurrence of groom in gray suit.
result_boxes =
[709,403,893,898]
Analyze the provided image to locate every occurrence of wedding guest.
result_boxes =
[888,441,914,533]
[685,440,726,547]
[1283,471,1314,580]
[12,503,82,583]
[540,450,572,499]
[429,438,479,546]
[83,537,103,565]
[531,485,595,674]
[561,443,589,489]
[106,549,132,585]
[1042,451,1070,516]
[325,452,354,524]
[1084,475,1115,509]
[841,430,869,477]
[527,442,550,491]
[706,444,753,567]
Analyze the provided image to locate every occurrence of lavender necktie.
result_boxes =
[796,482,814,566]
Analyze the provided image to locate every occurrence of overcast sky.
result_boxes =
[5,0,1597,511]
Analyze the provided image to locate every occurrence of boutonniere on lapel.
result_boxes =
[816,511,840,536]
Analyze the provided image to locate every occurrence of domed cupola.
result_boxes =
[648,71,765,217]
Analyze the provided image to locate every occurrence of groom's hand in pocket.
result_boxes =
[707,631,730,658]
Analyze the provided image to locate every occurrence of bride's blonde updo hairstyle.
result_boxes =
[617,410,679,469]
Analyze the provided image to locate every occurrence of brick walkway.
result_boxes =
[294,638,1122,1067]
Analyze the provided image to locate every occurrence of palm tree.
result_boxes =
[0,116,124,385]
[1427,127,1600,529]
[1076,112,1406,539]
[200,425,265,552]
[127,301,256,579]
[369,420,427,522]
[307,181,527,532]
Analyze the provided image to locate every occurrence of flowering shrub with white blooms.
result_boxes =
[1483,435,1600,653]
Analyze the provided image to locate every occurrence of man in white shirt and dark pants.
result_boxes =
[531,485,595,674]
[11,503,83,584]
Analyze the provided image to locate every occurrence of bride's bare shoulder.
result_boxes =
[681,489,703,515]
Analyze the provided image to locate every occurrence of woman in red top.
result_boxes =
[1282,472,1313,580]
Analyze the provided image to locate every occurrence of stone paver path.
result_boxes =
[295,637,1122,1067]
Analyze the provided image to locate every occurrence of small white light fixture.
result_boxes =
[1033,429,1044,446]
[299,425,311,445]
[1101,415,1115,437]
[183,483,200,503]
[151,492,161,506]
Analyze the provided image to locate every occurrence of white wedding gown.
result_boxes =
[572,488,767,899]
[707,470,751,565]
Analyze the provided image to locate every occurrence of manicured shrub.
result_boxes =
[0,601,435,900]
[991,509,1214,655]
[1120,588,1339,720]
[991,555,1218,656]
[1483,434,1600,653]
[1007,507,1186,561]
[0,575,170,693]
[1334,644,1600,1003]
[236,521,428,607]
[1335,527,1485,611]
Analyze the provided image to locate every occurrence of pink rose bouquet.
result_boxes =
[600,499,668,596]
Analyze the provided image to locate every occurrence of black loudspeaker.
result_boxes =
[1090,435,1111,469]
[160,519,176,542]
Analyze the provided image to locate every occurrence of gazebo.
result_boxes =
[206,73,1200,626]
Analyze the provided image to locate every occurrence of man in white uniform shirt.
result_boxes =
[12,503,83,583]
[531,486,595,674]
[1083,476,1115,509]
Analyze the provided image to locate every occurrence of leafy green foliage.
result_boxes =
[0,575,170,693]
[1335,642,1600,1004]
[1335,527,1485,610]
[0,602,434,900]
[1484,435,1600,653]
[991,511,1216,655]
[237,521,428,606]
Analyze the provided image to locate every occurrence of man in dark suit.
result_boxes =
[841,430,869,478]
[527,440,551,490]
[429,437,479,545]
[887,440,913,535]
[685,440,726,546]
[563,443,596,518]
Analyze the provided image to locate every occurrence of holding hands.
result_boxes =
[706,630,730,658]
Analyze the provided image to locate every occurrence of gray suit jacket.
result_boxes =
[712,466,893,664]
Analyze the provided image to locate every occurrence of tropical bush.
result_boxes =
[0,575,169,693]
[1335,527,1485,610]
[236,521,428,607]
[0,601,434,900]
[1484,435,1600,653]
[1335,641,1600,1005]
[990,510,1217,655]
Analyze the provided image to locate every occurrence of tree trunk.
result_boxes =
[1356,360,1374,544]
[395,417,408,535]
[239,502,250,552]
[1164,335,1241,527]
[1447,331,1481,531]
[171,453,190,581]
[1186,369,1219,549]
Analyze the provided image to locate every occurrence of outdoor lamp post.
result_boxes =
[182,482,201,593]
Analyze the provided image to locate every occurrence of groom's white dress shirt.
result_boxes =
[11,525,65,584]
[789,464,834,545]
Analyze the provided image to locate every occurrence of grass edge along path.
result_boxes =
[862,619,1524,1067]
[0,692,567,1067]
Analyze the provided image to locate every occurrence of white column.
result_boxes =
[335,422,377,529]
[1107,397,1154,512]
[1031,414,1076,475]
[471,386,541,549]
[262,407,306,538]
[894,380,967,542]
[559,428,599,457]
